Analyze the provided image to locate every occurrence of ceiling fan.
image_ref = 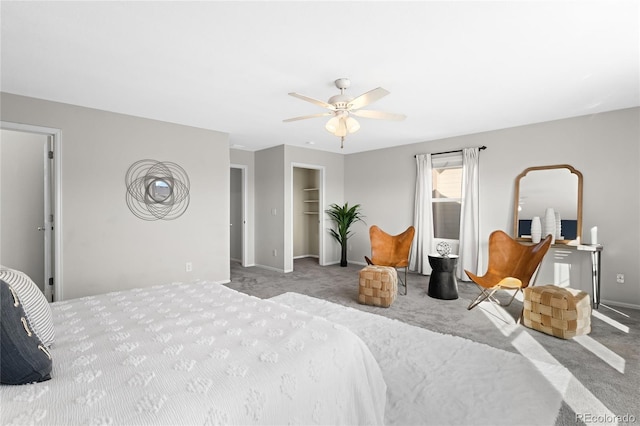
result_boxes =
[284,78,406,148]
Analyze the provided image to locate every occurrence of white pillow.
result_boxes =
[0,266,55,347]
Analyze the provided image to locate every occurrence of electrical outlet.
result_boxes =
[272,249,277,257]
[186,262,193,272]
[616,273,624,284]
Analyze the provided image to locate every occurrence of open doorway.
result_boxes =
[230,165,247,267]
[292,165,324,270]
[1,122,61,301]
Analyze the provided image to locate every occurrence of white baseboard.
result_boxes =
[600,299,640,311]
[253,263,286,273]
[230,259,256,268]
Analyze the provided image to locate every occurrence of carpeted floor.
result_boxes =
[228,258,640,425]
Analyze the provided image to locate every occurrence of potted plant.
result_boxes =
[326,202,365,267]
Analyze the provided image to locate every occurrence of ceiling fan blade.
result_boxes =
[288,92,336,110]
[351,109,406,121]
[283,112,333,122]
[348,87,390,110]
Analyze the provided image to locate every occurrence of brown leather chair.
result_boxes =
[365,225,415,295]
[465,230,552,310]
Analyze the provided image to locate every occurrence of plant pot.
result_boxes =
[340,244,348,267]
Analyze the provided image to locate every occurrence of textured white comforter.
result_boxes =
[1,281,386,425]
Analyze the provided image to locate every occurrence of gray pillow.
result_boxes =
[0,279,52,385]
[0,266,55,347]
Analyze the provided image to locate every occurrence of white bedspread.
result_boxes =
[272,292,565,426]
[1,281,386,426]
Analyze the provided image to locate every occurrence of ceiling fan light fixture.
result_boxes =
[326,113,358,137]
[345,116,360,134]
[325,116,341,134]
[335,118,348,137]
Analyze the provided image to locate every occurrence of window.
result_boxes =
[431,152,463,240]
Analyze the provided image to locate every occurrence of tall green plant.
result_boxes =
[326,202,364,266]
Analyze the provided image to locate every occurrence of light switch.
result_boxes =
[271,208,277,216]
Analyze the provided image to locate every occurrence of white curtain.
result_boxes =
[456,147,480,280]
[410,154,434,275]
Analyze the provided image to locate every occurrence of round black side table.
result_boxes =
[428,254,459,300]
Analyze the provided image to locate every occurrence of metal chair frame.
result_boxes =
[467,277,524,310]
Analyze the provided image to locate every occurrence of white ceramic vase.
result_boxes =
[544,207,556,244]
[530,216,542,243]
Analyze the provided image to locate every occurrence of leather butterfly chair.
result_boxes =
[365,225,415,295]
[465,230,552,310]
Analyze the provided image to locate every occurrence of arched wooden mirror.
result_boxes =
[513,164,583,244]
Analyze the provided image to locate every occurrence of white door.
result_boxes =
[0,129,55,301]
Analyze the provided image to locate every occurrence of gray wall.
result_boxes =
[1,93,230,300]
[345,108,640,308]
[254,145,285,270]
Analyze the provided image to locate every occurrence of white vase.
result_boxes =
[555,211,562,240]
[530,216,542,243]
[544,207,556,244]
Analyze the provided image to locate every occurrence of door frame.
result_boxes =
[290,163,325,269]
[1,121,63,300]
[230,164,248,267]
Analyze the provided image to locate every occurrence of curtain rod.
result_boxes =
[414,145,486,158]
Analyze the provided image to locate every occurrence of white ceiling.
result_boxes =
[1,1,638,154]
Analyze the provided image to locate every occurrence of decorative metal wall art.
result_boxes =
[125,159,190,221]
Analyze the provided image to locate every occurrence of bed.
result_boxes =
[1,279,386,425]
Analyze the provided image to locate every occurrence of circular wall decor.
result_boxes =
[125,159,190,221]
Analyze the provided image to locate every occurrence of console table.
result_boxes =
[551,243,603,309]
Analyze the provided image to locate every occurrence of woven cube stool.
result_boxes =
[358,265,397,308]
[522,285,591,339]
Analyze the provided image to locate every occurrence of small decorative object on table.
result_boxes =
[544,207,556,243]
[530,216,542,243]
[436,241,451,257]
[555,211,562,240]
